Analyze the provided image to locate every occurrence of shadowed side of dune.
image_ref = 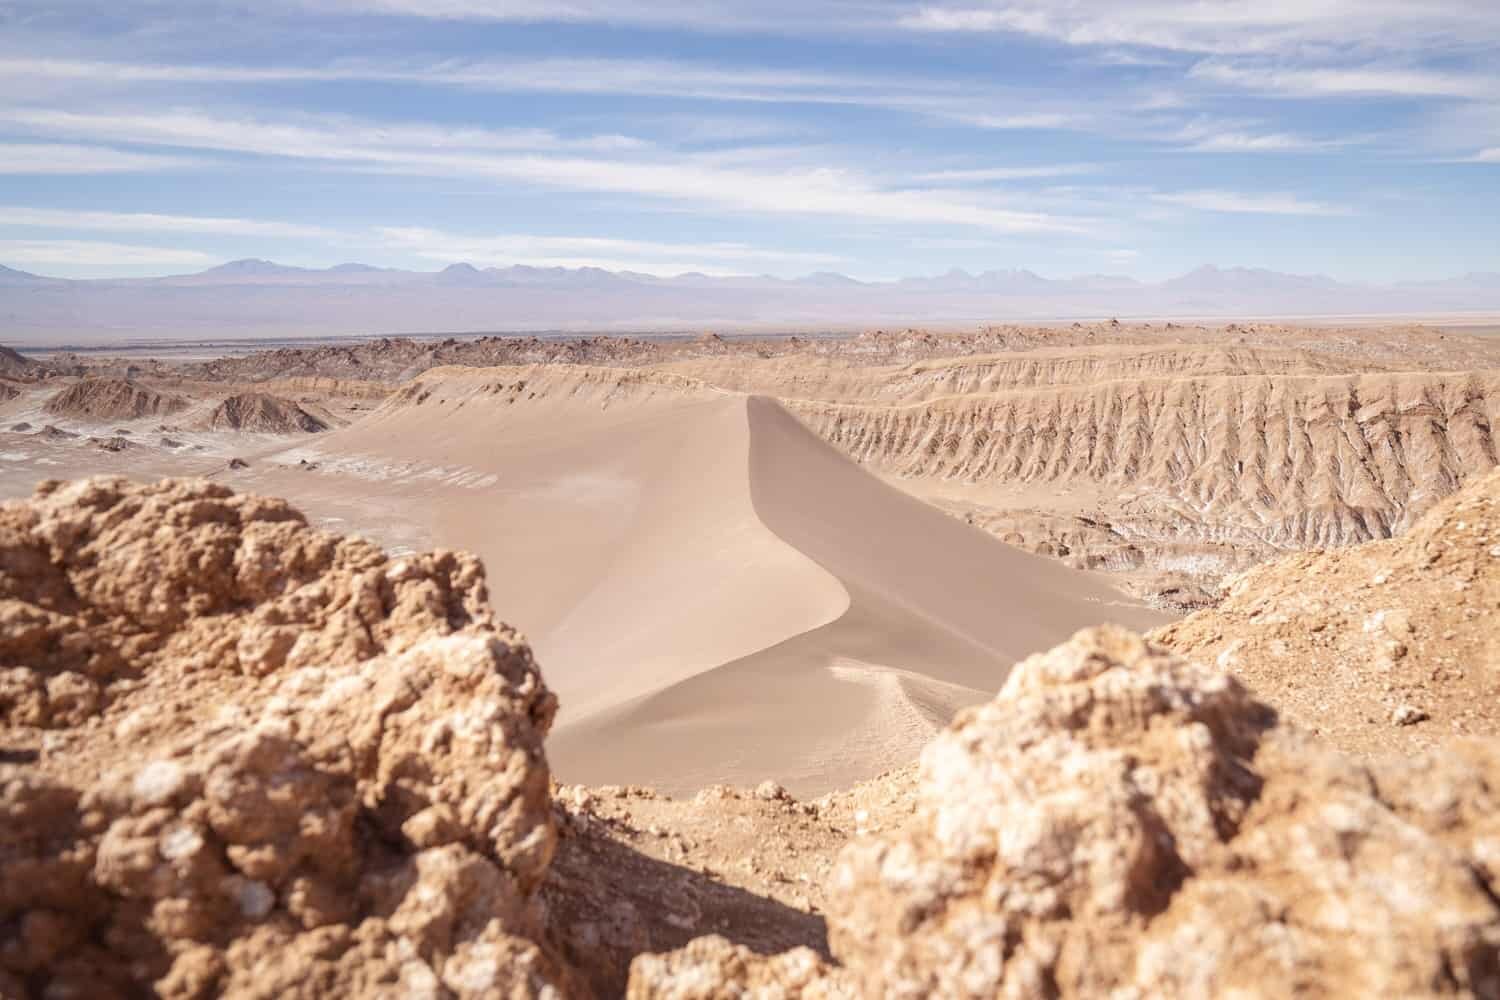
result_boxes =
[548,395,1171,795]
[289,367,850,718]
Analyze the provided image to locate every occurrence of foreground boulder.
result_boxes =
[0,477,571,998]
[640,626,1500,997]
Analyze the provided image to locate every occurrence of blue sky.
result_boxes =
[0,1,1497,281]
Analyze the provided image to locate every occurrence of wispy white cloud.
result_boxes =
[299,0,808,31]
[0,205,337,238]
[371,225,843,273]
[0,107,646,158]
[914,164,1098,183]
[899,3,1500,57]
[1151,189,1352,216]
[0,239,219,270]
[0,107,1095,235]
[0,142,196,174]
[1190,61,1498,100]
[0,55,1074,135]
[1171,120,1356,153]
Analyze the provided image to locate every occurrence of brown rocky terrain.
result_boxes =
[43,378,190,422]
[0,477,574,998]
[201,393,331,433]
[635,626,1500,998]
[6,475,1500,997]
[1157,465,1500,755]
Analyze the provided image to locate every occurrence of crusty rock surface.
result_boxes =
[1157,466,1500,755]
[626,936,849,999]
[641,626,1500,998]
[0,477,571,998]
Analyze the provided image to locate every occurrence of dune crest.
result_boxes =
[292,363,1165,794]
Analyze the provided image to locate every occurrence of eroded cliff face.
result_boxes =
[0,477,569,999]
[637,627,1500,998]
[792,373,1500,548]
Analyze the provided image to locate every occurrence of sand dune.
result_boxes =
[295,365,1166,793]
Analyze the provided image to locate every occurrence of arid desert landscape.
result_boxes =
[4,319,1500,996]
[8,0,1500,995]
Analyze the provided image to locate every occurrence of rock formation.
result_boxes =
[1157,465,1500,754]
[640,626,1500,997]
[789,372,1500,551]
[42,378,189,422]
[201,393,330,433]
[0,477,572,998]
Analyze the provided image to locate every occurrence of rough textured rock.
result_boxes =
[202,392,331,433]
[0,477,571,999]
[641,627,1500,998]
[42,378,189,421]
[626,936,849,999]
[1157,466,1500,755]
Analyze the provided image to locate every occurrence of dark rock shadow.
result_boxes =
[541,820,828,998]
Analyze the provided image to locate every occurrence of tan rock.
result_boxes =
[0,477,572,999]
[639,626,1500,998]
[822,626,1500,998]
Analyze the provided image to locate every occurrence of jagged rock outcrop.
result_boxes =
[0,477,571,998]
[1157,466,1500,754]
[640,626,1500,997]
[202,392,330,433]
[42,378,189,422]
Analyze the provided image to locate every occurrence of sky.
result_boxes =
[0,1,1497,282]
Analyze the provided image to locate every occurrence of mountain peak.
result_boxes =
[203,258,304,276]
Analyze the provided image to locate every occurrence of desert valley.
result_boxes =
[4,316,1500,995]
[7,0,1500,995]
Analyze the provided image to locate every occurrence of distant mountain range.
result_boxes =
[2,259,1497,345]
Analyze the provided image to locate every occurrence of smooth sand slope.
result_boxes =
[279,365,1170,793]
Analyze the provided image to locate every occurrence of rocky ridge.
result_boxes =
[42,378,190,422]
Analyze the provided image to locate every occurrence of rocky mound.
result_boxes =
[0,345,40,379]
[0,477,573,997]
[637,627,1500,997]
[1157,466,1500,755]
[42,378,189,422]
[202,392,330,433]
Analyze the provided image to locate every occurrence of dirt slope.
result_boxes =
[1156,466,1500,755]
